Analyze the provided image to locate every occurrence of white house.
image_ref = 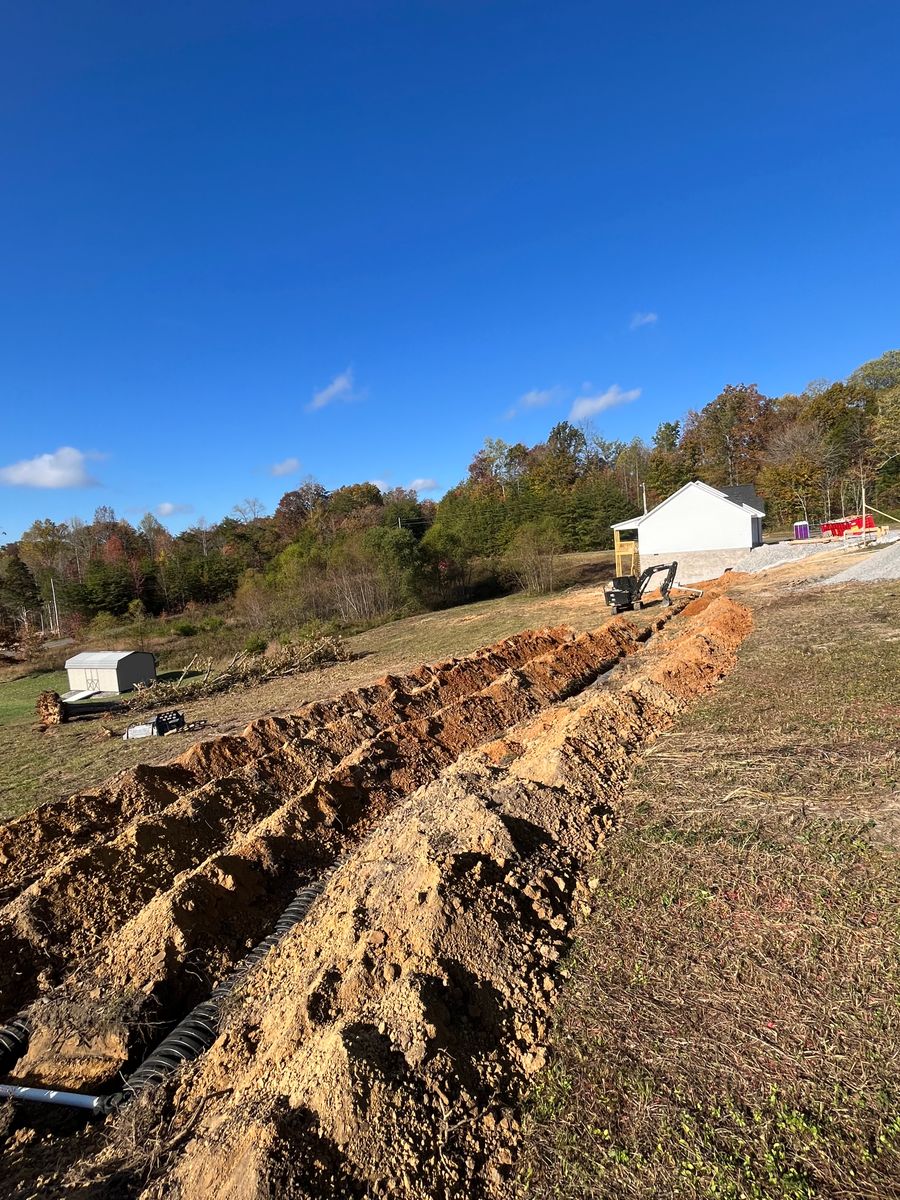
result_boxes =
[64,650,156,696]
[612,480,764,582]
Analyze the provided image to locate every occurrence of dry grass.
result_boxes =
[520,582,900,1199]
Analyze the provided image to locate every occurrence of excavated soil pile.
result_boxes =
[0,613,677,1090]
[0,627,574,902]
[1,596,751,1199]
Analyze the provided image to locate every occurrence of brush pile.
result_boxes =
[124,635,351,712]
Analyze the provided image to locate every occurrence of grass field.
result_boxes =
[0,670,69,724]
[520,580,900,1199]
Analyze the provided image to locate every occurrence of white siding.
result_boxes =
[638,485,755,555]
[98,668,120,692]
[64,651,155,694]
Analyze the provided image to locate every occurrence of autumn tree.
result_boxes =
[231,497,267,523]
[274,480,328,540]
[17,520,70,590]
[681,384,772,488]
[758,419,828,522]
[646,421,691,503]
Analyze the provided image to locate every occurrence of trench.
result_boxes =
[0,595,753,1199]
[0,608,682,1104]
[0,626,575,905]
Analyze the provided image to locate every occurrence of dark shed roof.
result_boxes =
[722,485,765,513]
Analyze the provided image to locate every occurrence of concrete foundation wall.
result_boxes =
[639,548,747,585]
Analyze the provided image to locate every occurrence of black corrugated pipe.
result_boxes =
[0,1018,31,1075]
[0,874,329,1116]
[95,876,328,1114]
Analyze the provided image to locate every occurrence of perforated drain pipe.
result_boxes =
[0,874,329,1115]
[0,1018,31,1076]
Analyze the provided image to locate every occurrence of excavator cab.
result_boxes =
[604,561,679,615]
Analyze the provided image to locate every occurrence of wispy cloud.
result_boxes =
[270,456,300,477]
[308,367,362,412]
[505,385,565,419]
[369,478,389,492]
[0,446,102,488]
[521,386,562,409]
[409,477,438,493]
[156,501,194,517]
[569,385,641,422]
[629,311,658,330]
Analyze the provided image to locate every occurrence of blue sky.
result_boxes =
[2,0,899,540]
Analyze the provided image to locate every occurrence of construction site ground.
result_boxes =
[0,543,897,1199]
[0,556,628,821]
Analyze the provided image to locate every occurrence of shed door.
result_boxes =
[85,667,101,690]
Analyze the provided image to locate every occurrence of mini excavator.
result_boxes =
[604,561,679,615]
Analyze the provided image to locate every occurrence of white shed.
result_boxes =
[64,650,156,696]
[612,481,764,582]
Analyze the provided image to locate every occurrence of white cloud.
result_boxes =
[369,479,390,492]
[270,456,300,477]
[156,501,194,517]
[521,386,562,408]
[409,477,438,493]
[569,385,641,422]
[506,385,564,419]
[0,446,102,488]
[308,367,361,412]
[629,311,658,330]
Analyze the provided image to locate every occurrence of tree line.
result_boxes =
[1,349,897,638]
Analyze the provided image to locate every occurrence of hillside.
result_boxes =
[0,545,898,1197]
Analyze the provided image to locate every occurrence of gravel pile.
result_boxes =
[733,541,837,573]
[822,539,900,586]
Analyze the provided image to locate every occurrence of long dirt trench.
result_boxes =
[1,594,751,1198]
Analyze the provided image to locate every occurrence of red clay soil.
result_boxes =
[0,595,751,1199]
[0,627,575,904]
[0,612,676,1080]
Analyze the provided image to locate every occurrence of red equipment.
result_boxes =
[820,515,875,537]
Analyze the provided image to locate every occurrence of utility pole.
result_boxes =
[50,576,60,636]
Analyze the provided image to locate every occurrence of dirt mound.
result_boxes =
[0,598,751,1198]
[0,628,574,904]
[0,616,666,1067]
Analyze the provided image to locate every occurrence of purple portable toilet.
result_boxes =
[793,521,810,540]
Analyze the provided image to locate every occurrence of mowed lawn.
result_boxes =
[0,670,69,724]
[520,580,900,1200]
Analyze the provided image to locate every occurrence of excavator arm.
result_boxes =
[635,561,678,605]
[604,561,680,614]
